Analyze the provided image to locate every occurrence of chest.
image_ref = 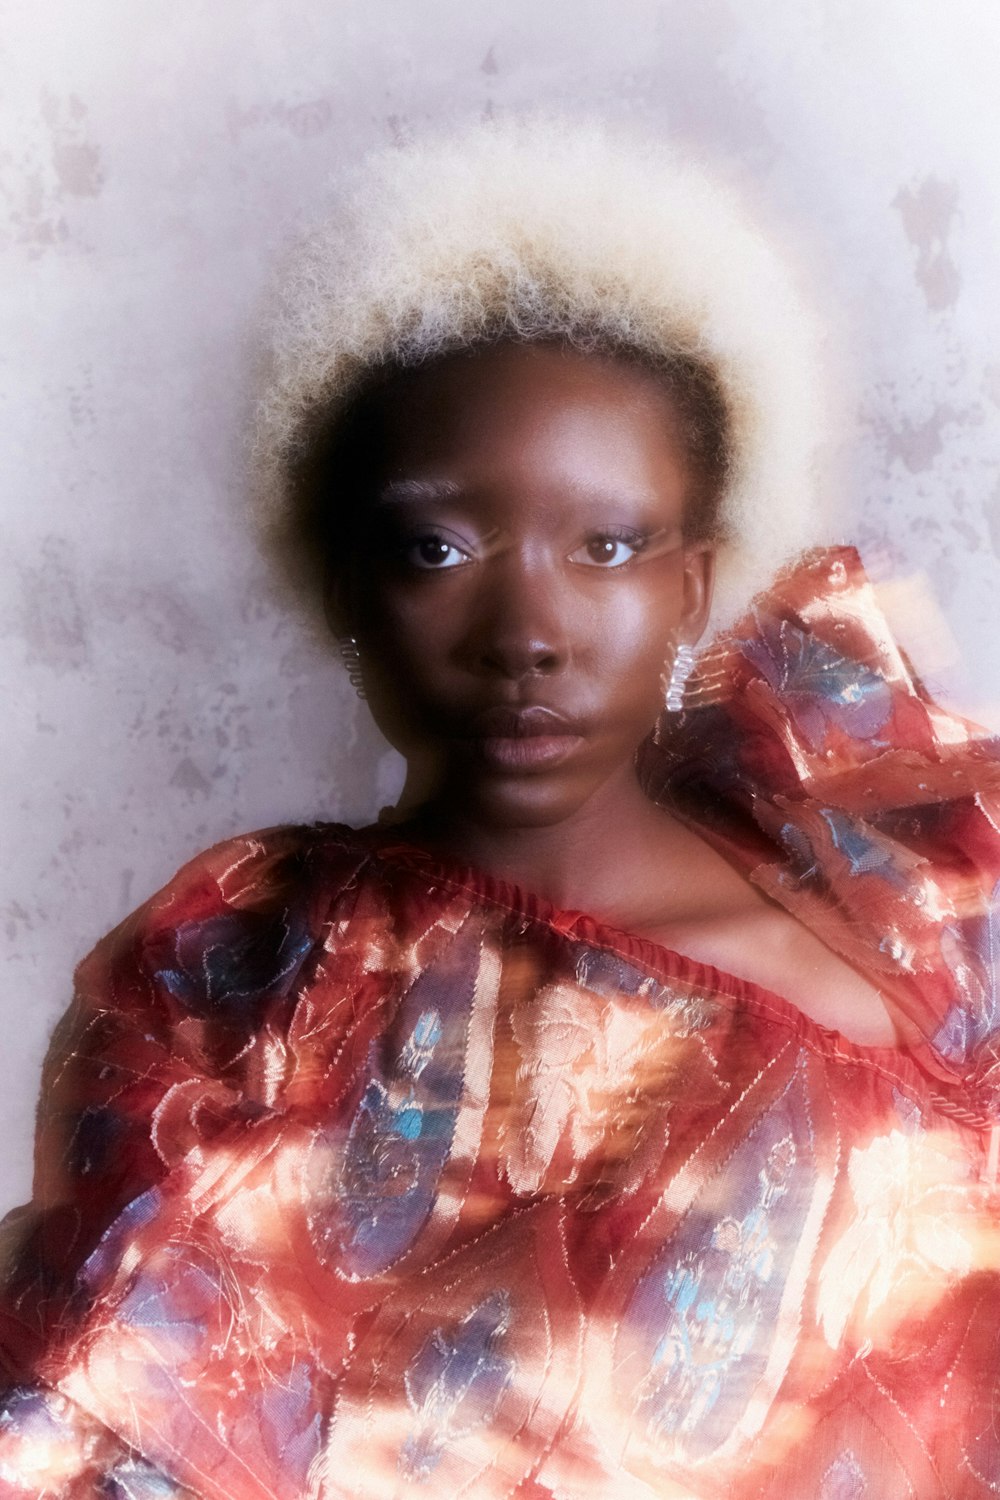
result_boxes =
[59,914,996,1500]
[645,907,902,1045]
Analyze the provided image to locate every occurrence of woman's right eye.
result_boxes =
[404,534,473,570]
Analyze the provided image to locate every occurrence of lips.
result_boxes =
[463,705,586,772]
[466,705,579,738]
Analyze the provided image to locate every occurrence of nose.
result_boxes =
[465,549,569,680]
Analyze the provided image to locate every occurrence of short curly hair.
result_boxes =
[254,115,830,629]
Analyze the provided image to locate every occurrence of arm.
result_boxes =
[0,825,356,1494]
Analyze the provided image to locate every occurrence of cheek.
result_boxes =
[358,571,431,644]
[357,579,465,695]
[591,584,675,676]
[357,566,680,706]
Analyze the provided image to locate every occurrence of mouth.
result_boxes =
[463,705,586,773]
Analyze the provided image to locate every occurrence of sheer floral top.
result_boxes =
[1,547,998,1499]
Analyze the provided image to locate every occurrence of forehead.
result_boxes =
[366,341,692,500]
[383,340,680,427]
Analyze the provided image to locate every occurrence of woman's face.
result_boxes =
[335,341,716,829]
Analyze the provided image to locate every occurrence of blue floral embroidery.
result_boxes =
[115,1244,221,1363]
[399,1009,444,1078]
[635,1136,795,1443]
[0,1389,191,1497]
[819,810,899,880]
[80,1186,163,1292]
[149,909,312,1026]
[624,1065,821,1464]
[891,1088,922,1135]
[399,1291,513,1480]
[256,1359,323,1492]
[0,1386,74,1448]
[742,620,892,750]
[315,920,483,1278]
[573,946,717,1034]
[777,821,820,883]
[937,879,1000,1061]
[778,810,905,891]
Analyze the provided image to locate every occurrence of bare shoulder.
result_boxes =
[634,822,902,1048]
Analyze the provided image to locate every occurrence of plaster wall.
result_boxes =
[3,0,1000,1214]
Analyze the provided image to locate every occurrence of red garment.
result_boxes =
[1,548,998,1498]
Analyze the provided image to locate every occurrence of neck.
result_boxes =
[397,760,688,920]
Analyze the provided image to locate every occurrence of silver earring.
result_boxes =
[663,642,695,714]
[338,635,367,699]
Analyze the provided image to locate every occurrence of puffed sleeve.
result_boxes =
[0,823,362,1388]
[646,545,1000,1117]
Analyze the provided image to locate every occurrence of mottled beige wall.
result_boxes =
[3,0,999,1213]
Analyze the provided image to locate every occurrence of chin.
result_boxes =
[461,774,598,831]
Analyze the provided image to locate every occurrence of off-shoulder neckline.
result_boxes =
[338,821,958,1089]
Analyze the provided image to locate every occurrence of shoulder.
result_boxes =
[134,820,369,918]
[74,821,373,1013]
[11,825,379,1343]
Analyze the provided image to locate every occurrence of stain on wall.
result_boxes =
[17,536,89,671]
[2,91,103,254]
[894,176,961,311]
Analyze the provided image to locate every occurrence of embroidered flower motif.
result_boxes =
[0,1389,92,1491]
[255,1360,323,1492]
[309,919,486,1280]
[743,620,892,751]
[399,1292,513,1479]
[500,981,691,1196]
[775,807,914,915]
[818,810,898,880]
[327,1016,447,1273]
[634,1136,796,1446]
[148,909,312,1026]
[937,881,1000,1063]
[817,1127,974,1349]
[102,1455,196,1497]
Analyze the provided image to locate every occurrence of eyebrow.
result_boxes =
[374,476,673,515]
[375,478,464,505]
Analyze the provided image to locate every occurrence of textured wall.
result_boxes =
[3,0,999,1215]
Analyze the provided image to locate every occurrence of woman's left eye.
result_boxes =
[404,535,473,570]
[569,532,648,568]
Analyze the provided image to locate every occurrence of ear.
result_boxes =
[679,541,717,643]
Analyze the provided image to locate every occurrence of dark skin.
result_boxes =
[329,341,900,1047]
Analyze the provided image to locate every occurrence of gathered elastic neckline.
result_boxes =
[342,820,959,1093]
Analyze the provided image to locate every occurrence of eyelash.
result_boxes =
[572,527,650,568]
[400,532,474,571]
[397,525,652,572]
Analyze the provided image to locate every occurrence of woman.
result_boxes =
[0,119,998,1499]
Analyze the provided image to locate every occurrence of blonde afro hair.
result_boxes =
[255,116,830,628]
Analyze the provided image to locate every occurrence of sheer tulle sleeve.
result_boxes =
[645,545,1000,1120]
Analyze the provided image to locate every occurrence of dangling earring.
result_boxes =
[663,642,695,714]
[338,635,367,699]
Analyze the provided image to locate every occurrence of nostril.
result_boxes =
[478,637,564,678]
[531,648,561,674]
[468,571,568,677]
